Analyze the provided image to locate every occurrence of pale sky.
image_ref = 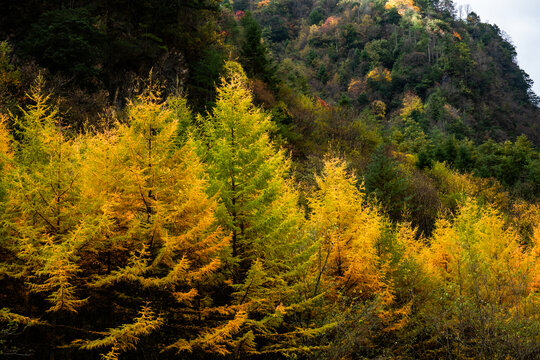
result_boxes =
[452,0,540,97]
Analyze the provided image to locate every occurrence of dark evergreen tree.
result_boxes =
[417,147,434,170]
[22,8,104,82]
[240,12,277,86]
[364,146,411,221]
[455,142,474,172]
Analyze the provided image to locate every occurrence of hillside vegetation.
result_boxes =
[0,0,539,359]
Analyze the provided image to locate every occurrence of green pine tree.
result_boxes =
[199,62,332,357]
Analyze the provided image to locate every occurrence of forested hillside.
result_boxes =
[248,0,540,140]
[1,0,539,359]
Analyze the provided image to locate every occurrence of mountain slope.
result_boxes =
[245,0,539,144]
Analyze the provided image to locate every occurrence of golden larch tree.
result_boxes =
[308,157,385,298]
[1,76,88,359]
[73,87,233,359]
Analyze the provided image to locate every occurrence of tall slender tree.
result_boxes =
[308,157,385,299]
[200,62,299,280]
[199,62,332,357]
[1,76,87,359]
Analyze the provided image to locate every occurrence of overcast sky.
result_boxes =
[452,0,540,96]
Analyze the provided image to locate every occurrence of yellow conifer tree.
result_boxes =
[1,76,87,359]
[308,157,384,298]
[308,158,413,359]
[74,86,235,358]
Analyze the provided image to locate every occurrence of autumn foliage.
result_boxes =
[384,0,420,15]
[0,66,539,359]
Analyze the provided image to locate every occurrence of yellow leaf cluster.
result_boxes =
[384,0,420,15]
[367,67,392,82]
[347,78,366,97]
[531,226,540,292]
[421,201,533,308]
[167,310,249,355]
[0,113,12,162]
[400,92,423,120]
[75,305,163,360]
[510,201,540,243]
[0,308,42,325]
[370,100,387,119]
